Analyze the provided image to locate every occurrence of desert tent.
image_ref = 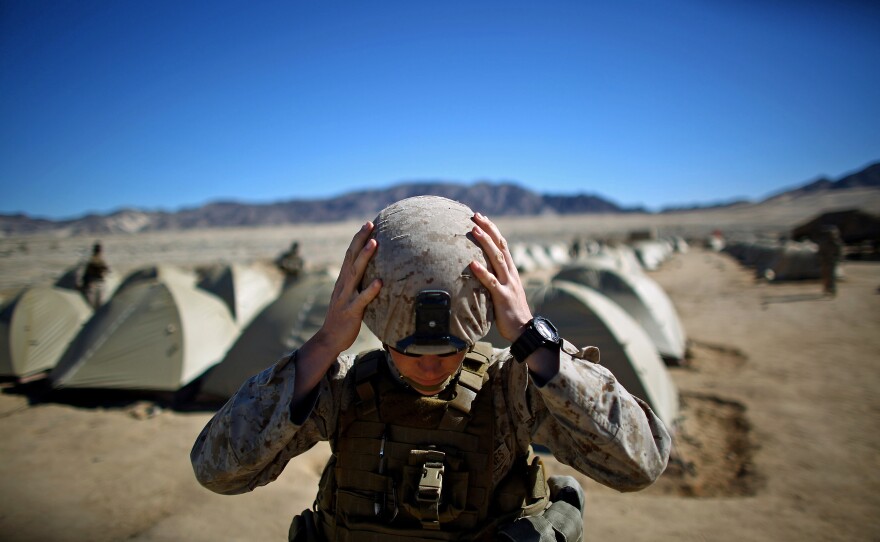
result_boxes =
[49,271,238,391]
[199,272,381,399]
[484,280,678,425]
[791,208,880,245]
[725,240,825,281]
[0,287,92,378]
[554,264,687,363]
[196,262,283,327]
[587,244,643,276]
[546,243,571,266]
[632,240,672,271]
[526,244,555,270]
[510,243,537,274]
[759,242,823,281]
[117,264,196,292]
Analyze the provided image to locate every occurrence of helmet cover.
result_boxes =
[361,196,493,351]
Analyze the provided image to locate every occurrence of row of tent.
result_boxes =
[1,244,688,426]
[510,237,685,274]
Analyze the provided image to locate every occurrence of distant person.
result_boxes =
[569,236,581,259]
[80,242,110,309]
[277,241,305,281]
[191,196,670,542]
[817,225,843,296]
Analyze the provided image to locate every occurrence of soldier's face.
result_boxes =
[387,349,468,395]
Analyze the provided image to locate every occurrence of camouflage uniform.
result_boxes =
[277,242,305,281]
[817,227,843,296]
[191,340,671,536]
[81,250,109,309]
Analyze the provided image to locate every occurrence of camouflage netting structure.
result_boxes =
[361,196,494,348]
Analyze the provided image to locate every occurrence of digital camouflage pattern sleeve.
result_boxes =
[499,340,671,491]
[190,350,353,495]
[191,342,671,496]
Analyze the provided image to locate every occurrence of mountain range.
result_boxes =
[2,162,878,236]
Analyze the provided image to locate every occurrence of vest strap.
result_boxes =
[353,351,383,421]
[438,348,490,430]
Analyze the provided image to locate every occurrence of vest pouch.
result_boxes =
[334,467,396,524]
[522,456,549,517]
[399,449,469,528]
[492,455,549,517]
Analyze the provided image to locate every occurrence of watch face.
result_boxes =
[535,318,556,340]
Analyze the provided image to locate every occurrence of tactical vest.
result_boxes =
[313,344,549,542]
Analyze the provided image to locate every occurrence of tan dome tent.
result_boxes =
[546,243,571,266]
[510,243,537,274]
[526,244,555,269]
[554,264,687,363]
[196,262,283,327]
[632,240,673,271]
[485,280,678,426]
[0,287,92,378]
[117,264,196,291]
[49,271,238,391]
[199,272,381,399]
[589,244,643,276]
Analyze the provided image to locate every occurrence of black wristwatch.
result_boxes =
[510,316,562,363]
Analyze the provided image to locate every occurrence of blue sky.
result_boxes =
[1,0,878,219]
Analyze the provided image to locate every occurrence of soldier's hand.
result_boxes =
[312,222,382,356]
[468,213,532,343]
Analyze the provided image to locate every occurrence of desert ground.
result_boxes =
[1,191,879,541]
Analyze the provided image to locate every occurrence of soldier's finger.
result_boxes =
[351,278,382,311]
[472,213,516,275]
[471,224,510,283]
[342,222,374,269]
[349,238,378,286]
[468,259,501,293]
[333,238,377,304]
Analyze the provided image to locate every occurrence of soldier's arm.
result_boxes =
[190,351,350,495]
[517,342,671,491]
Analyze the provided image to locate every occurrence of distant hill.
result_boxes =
[764,161,880,200]
[657,161,880,213]
[0,182,632,236]
[1,162,878,236]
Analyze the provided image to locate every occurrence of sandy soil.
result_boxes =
[1,203,879,541]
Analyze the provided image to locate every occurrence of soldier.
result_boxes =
[191,196,671,541]
[277,240,305,282]
[817,225,843,296]
[80,242,110,309]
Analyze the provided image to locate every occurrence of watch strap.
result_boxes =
[510,317,560,363]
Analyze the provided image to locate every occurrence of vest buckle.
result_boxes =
[417,461,445,503]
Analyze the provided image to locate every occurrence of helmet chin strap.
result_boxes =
[384,352,462,395]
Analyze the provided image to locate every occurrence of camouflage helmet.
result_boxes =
[361,196,493,354]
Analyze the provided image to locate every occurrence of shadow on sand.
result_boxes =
[0,376,225,415]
